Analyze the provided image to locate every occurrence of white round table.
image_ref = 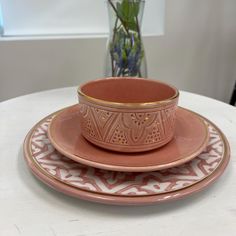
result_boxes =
[1,87,236,236]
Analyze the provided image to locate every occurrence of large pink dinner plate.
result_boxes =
[47,105,209,172]
[23,110,230,205]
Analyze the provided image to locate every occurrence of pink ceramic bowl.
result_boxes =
[78,77,179,153]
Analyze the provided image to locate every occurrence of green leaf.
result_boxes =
[127,21,138,31]
[122,49,127,62]
[121,0,130,21]
[133,2,140,17]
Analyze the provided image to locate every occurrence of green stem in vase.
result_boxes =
[111,17,118,76]
[135,15,141,41]
[108,0,131,37]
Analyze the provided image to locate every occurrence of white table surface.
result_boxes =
[1,87,236,236]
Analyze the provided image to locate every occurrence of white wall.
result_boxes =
[1,0,236,102]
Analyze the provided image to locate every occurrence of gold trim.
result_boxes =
[77,78,179,108]
[23,105,230,198]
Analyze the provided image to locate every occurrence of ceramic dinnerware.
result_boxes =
[48,105,209,172]
[78,78,179,152]
[23,109,230,205]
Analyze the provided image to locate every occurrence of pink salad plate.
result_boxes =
[47,105,209,172]
[23,107,230,205]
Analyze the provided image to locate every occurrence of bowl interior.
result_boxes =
[80,78,177,103]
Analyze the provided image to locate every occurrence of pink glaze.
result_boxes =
[80,77,177,103]
[47,105,209,172]
[23,109,230,205]
[78,78,179,152]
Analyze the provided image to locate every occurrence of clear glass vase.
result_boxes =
[105,0,147,78]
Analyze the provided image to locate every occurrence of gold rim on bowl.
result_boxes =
[77,77,179,108]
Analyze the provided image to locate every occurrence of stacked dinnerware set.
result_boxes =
[24,78,230,205]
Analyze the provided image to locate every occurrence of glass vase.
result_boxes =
[105,0,147,78]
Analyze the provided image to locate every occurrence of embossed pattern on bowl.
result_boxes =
[78,78,179,152]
